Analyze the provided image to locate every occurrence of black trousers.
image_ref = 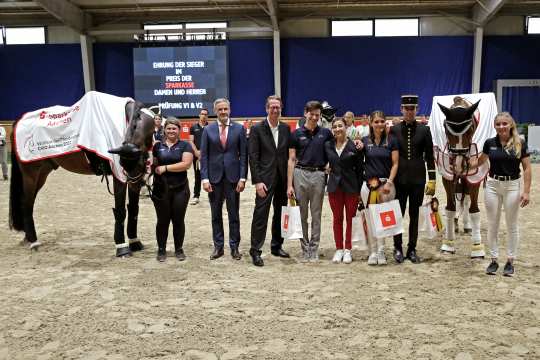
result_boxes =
[393,183,425,253]
[208,179,240,250]
[250,175,288,254]
[152,184,190,253]
[193,159,201,198]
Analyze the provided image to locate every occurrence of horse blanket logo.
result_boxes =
[15,91,133,182]
[429,92,497,184]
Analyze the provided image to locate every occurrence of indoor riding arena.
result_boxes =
[1,1,540,359]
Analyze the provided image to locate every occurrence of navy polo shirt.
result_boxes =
[483,136,529,178]
[189,122,205,149]
[362,135,398,179]
[289,125,333,167]
[153,140,193,188]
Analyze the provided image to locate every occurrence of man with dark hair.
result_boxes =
[390,95,436,264]
[189,108,209,205]
[200,99,247,261]
[287,100,333,261]
[248,95,291,266]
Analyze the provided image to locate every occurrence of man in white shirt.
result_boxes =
[248,95,291,266]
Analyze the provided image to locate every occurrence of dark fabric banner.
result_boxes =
[281,36,473,117]
[0,44,84,120]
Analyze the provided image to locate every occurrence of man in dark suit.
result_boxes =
[200,98,248,260]
[390,95,436,264]
[248,95,291,266]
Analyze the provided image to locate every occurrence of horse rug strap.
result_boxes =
[15,91,133,182]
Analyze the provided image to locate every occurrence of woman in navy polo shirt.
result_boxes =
[361,111,398,266]
[325,117,363,264]
[152,118,194,262]
[473,112,531,276]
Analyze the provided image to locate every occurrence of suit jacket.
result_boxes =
[200,120,248,184]
[248,119,290,186]
[389,121,435,185]
[325,139,364,194]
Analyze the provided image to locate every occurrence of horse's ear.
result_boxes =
[466,100,480,118]
[438,103,451,117]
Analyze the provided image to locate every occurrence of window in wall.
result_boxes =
[4,26,46,44]
[143,24,183,41]
[331,20,373,37]
[375,18,419,37]
[185,22,227,40]
[526,16,540,34]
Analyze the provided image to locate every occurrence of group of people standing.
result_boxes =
[147,94,532,276]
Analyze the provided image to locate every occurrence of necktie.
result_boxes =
[220,123,227,148]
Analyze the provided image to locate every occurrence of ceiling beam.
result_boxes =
[34,0,89,33]
[472,0,507,26]
[265,0,279,30]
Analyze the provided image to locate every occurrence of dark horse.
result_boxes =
[9,100,155,257]
[437,97,485,258]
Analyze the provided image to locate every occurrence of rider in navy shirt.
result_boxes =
[474,112,531,277]
[152,118,194,262]
[362,134,398,180]
[482,136,529,179]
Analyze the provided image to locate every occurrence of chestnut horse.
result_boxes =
[437,99,485,258]
[8,101,155,257]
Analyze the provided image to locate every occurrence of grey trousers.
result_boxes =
[0,145,7,178]
[293,168,326,254]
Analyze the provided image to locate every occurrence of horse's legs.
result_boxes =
[468,184,485,258]
[127,183,144,252]
[20,162,54,249]
[113,178,131,257]
[441,178,457,253]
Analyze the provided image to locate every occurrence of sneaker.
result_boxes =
[486,259,499,275]
[367,252,378,265]
[332,250,344,263]
[156,251,167,262]
[301,250,311,263]
[503,261,514,277]
[377,249,387,265]
[342,250,353,264]
[190,197,199,205]
[175,249,186,261]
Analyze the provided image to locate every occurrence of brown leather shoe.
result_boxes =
[210,247,224,260]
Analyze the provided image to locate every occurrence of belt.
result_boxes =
[490,174,519,181]
[295,165,325,172]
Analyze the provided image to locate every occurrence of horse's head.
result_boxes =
[438,99,480,154]
[109,101,156,184]
[438,98,480,175]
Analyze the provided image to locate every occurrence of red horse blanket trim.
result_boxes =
[15,91,133,182]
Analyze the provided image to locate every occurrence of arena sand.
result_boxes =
[1,166,540,360]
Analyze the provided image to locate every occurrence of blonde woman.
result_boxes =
[472,112,531,276]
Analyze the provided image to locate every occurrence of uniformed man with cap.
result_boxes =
[389,95,436,264]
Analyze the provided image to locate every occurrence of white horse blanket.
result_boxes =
[15,91,133,182]
[428,92,497,184]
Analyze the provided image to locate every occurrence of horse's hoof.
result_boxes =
[441,250,456,255]
[464,228,472,234]
[471,255,485,260]
[116,247,132,258]
[129,240,144,252]
[29,241,42,251]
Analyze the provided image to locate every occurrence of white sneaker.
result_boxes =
[367,252,378,265]
[190,197,199,205]
[377,249,387,265]
[332,250,344,263]
[343,250,353,264]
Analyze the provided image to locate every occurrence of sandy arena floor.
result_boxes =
[1,165,539,360]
